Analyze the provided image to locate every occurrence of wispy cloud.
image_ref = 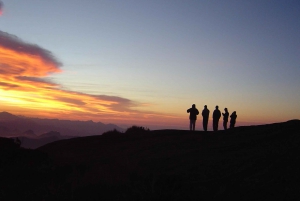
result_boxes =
[0,30,179,125]
[0,30,63,93]
[15,76,58,87]
[0,81,19,89]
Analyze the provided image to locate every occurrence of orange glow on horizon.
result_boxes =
[0,40,181,127]
[1,32,278,129]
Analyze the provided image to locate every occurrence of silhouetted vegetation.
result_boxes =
[102,128,122,136]
[102,126,150,136]
[125,125,150,134]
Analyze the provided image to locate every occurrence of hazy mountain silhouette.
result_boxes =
[0,112,38,136]
[39,130,61,138]
[14,131,75,149]
[22,129,36,137]
[1,120,300,200]
[0,111,124,137]
[30,118,124,137]
[0,111,20,120]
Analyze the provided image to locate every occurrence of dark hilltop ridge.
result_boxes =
[1,120,300,200]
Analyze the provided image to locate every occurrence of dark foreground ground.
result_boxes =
[1,120,300,200]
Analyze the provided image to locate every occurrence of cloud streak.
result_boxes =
[0,30,178,125]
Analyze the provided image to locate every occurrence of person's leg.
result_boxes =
[203,119,208,131]
[190,120,192,131]
[223,121,227,130]
[213,120,217,131]
[193,120,196,131]
[232,121,235,128]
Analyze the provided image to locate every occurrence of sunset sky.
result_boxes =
[0,0,299,130]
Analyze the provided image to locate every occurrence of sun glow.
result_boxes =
[0,37,120,117]
[0,33,180,125]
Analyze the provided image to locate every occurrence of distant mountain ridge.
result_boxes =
[0,111,20,120]
[14,131,75,149]
[0,111,124,138]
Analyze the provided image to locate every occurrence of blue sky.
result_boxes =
[0,0,299,129]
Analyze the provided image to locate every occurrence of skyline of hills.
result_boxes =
[0,111,124,148]
[0,111,124,137]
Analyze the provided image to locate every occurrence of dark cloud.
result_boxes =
[0,63,24,75]
[0,30,62,67]
[16,76,59,87]
[0,30,62,91]
[94,95,132,105]
[93,95,139,111]
[54,97,86,106]
[0,81,19,88]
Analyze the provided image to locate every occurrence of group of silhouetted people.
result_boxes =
[187,104,237,131]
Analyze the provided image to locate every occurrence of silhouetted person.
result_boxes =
[187,104,199,131]
[230,111,237,129]
[213,105,221,131]
[222,108,229,130]
[202,105,209,131]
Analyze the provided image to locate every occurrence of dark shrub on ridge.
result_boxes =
[102,129,122,136]
[125,126,150,134]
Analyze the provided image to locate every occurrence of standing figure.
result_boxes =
[187,104,199,131]
[212,105,221,131]
[202,105,210,131]
[230,111,237,128]
[222,108,229,130]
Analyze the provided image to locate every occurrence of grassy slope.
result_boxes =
[36,120,300,200]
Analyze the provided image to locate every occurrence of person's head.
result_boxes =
[204,105,207,109]
[225,108,228,112]
[216,105,219,109]
[192,104,195,108]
